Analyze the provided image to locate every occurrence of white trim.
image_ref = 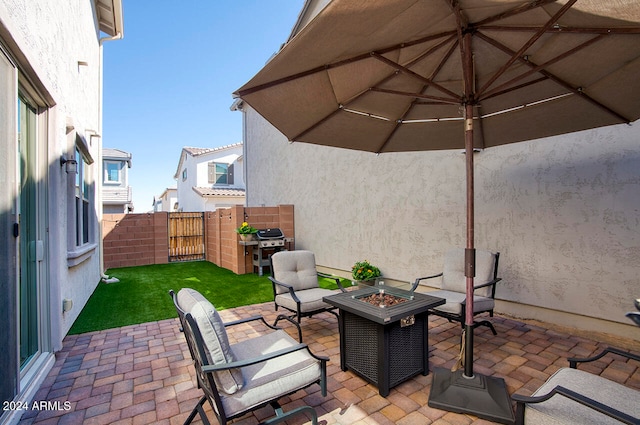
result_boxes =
[0,353,55,425]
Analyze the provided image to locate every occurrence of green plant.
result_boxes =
[235,221,258,234]
[352,260,381,281]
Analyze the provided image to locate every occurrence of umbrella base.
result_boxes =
[428,367,515,425]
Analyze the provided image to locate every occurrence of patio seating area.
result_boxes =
[18,301,639,425]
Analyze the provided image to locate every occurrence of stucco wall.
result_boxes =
[244,105,640,337]
[1,0,104,347]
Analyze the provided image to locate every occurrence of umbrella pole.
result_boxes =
[464,103,476,379]
[428,106,514,423]
[427,34,514,424]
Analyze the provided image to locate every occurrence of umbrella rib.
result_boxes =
[236,52,373,97]
[375,37,462,153]
[237,30,457,98]
[370,88,459,105]
[479,34,606,102]
[480,76,549,102]
[473,0,558,27]
[479,25,640,35]
[476,0,578,98]
[476,32,633,123]
[371,53,462,101]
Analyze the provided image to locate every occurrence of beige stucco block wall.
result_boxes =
[243,105,639,338]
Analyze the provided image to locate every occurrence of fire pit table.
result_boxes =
[324,286,445,396]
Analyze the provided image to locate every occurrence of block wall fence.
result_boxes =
[103,204,295,274]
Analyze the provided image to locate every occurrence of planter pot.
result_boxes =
[239,234,255,242]
[352,276,384,287]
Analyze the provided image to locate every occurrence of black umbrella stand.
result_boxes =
[427,98,514,424]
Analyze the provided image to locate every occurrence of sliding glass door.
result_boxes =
[18,96,39,367]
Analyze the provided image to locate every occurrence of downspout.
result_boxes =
[98,32,123,281]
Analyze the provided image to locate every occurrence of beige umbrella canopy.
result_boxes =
[239,0,640,153]
[237,1,640,422]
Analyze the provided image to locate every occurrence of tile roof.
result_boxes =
[183,142,243,157]
[192,187,246,197]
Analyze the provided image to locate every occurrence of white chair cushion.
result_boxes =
[271,250,319,294]
[221,329,321,417]
[177,288,244,394]
[424,289,494,315]
[524,367,640,424]
[441,248,496,297]
[275,288,340,313]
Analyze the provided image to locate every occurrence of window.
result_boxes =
[66,131,96,265]
[182,168,187,181]
[208,162,234,185]
[104,161,120,183]
[75,148,91,246]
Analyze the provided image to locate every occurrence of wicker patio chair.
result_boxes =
[169,288,328,425]
[411,248,501,335]
[269,250,346,323]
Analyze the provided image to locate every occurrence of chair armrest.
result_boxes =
[568,346,640,369]
[269,276,302,304]
[411,272,443,291]
[511,385,638,425]
[223,314,303,342]
[223,315,272,328]
[202,343,329,371]
[317,272,347,292]
[473,277,501,291]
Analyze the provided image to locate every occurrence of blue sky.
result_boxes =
[102,1,305,211]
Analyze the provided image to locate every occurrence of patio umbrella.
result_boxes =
[236,1,640,422]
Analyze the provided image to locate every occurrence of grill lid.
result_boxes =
[257,228,284,239]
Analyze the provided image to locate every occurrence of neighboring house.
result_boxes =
[0,1,123,423]
[173,143,246,211]
[154,187,178,212]
[102,148,133,213]
[235,1,640,340]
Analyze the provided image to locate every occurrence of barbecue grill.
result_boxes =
[253,228,285,275]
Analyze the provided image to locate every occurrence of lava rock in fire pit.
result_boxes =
[360,292,408,307]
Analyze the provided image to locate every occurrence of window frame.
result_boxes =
[66,132,96,267]
[208,161,234,185]
[103,160,121,184]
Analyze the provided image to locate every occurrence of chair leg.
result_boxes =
[184,395,210,425]
[264,401,319,425]
[473,319,497,335]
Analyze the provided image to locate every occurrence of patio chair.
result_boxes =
[269,250,346,323]
[411,248,501,335]
[511,346,640,424]
[169,288,328,425]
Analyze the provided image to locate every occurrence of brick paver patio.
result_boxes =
[18,302,640,425]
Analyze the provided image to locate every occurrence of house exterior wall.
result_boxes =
[154,188,177,212]
[175,144,246,212]
[102,151,133,214]
[243,104,640,340]
[0,1,120,421]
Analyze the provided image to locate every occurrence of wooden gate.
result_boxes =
[168,212,205,262]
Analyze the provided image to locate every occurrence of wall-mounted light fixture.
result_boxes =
[60,155,78,174]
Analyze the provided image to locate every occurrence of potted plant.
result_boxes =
[236,221,258,241]
[352,260,382,285]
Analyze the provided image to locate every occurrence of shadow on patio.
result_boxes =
[18,302,640,425]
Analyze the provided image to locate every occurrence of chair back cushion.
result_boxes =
[441,248,496,297]
[271,250,319,294]
[177,288,244,394]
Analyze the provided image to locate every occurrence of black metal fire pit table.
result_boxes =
[324,286,445,396]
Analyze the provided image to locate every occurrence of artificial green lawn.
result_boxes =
[69,261,345,335]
